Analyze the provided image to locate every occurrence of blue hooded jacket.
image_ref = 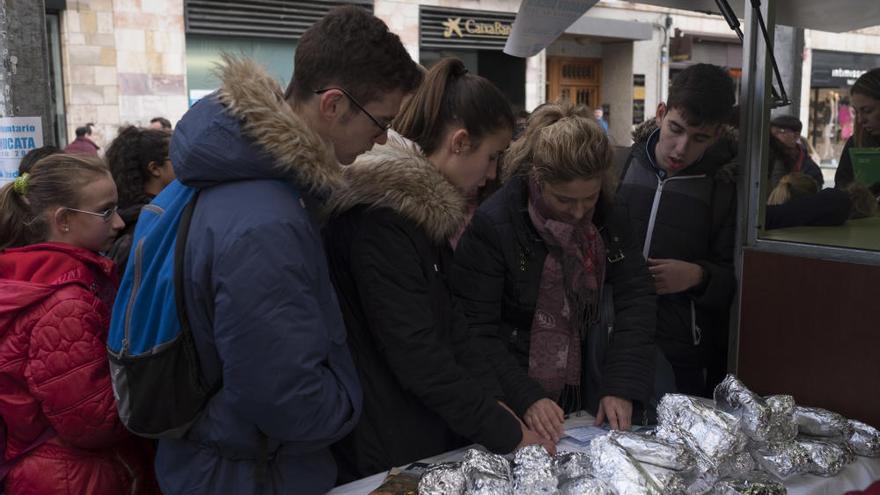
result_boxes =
[154,56,361,495]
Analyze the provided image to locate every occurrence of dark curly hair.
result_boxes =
[287,5,422,105]
[105,126,170,209]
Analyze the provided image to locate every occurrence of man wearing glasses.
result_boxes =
[153,6,422,495]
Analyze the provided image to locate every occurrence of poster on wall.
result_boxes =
[0,117,43,184]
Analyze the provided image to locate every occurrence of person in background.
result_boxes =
[324,57,551,483]
[151,6,422,494]
[104,126,174,269]
[149,117,172,130]
[452,102,658,438]
[594,107,609,135]
[64,123,100,156]
[836,68,880,189]
[0,154,158,495]
[616,64,738,398]
[769,115,824,189]
[18,145,61,175]
[765,172,877,229]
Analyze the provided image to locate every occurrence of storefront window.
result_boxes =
[185,35,297,106]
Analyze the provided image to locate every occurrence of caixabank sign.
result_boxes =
[421,6,515,50]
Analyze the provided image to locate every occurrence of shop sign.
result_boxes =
[0,116,43,184]
[442,17,512,39]
[811,50,880,88]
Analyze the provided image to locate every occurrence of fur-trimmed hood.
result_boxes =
[325,131,467,243]
[171,55,343,193]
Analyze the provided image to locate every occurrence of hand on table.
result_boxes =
[647,258,704,295]
[498,401,557,455]
[594,396,633,431]
[524,398,565,443]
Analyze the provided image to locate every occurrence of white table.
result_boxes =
[328,412,880,495]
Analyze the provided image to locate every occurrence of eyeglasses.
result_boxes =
[314,87,391,135]
[65,205,119,222]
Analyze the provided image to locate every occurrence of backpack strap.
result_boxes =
[172,193,270,484]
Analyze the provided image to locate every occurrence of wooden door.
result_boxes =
[548,57,601,108]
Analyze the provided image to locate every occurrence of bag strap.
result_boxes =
[0,427,55,480]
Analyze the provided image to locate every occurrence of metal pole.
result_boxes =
[729,0,773,375]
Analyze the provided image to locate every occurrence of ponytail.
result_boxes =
[767,172,818,206]
[0,154,109,250]
[394,57,513,156]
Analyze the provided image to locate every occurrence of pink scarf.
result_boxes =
[526,178,606,400]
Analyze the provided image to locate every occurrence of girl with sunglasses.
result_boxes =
[0,154,158,495]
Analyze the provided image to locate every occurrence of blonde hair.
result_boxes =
[0,154,109,250]
[503,102,617,196]
[767,172,819,206]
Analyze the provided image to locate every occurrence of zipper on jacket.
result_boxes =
[690,301,702,346]
[641,174,706,259]
[121,238,145,355]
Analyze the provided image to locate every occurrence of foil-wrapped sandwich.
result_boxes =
[714,375,773,442]
[750,441,810,479]
[590,434,685,495]
[848,419,880,457]
[558,476,615,495]
[609,431,696,472]
[418,462,466,495]
[798,437,853,477]
[555,452,593,483]
[764,395,798,443]
[511,445,557,495]
[656,395,748,471]
[794,406,853,439]
[462,449,513,495]
[711,472,786,495]
[718,451,757,479]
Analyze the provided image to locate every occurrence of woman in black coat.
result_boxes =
[323,58,551,483]
[452,103,658,442]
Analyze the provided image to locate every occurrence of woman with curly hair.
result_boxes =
[104,125,174,269]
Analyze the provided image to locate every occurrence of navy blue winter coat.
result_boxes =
[153,57,361,495]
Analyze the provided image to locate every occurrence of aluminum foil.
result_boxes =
[555,452,593,483]
[609,431,696,472]
[765,395,798,443]
[848,419,880,457]
[718,451,757,479]
[711,473,786,495]
[641,462,688,494]
[558,476,615,495]
[794,406,853,439]
[462,449,512,495]
[511,445,557,495]
[798,437,852,477]
[750,441,810,480]
[418,462,466,495]
[656,394,748,472]
[714,375,773,442]
[590,434,665,495]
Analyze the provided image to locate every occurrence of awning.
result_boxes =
[506,0,880,57]
[563,15,653,42]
